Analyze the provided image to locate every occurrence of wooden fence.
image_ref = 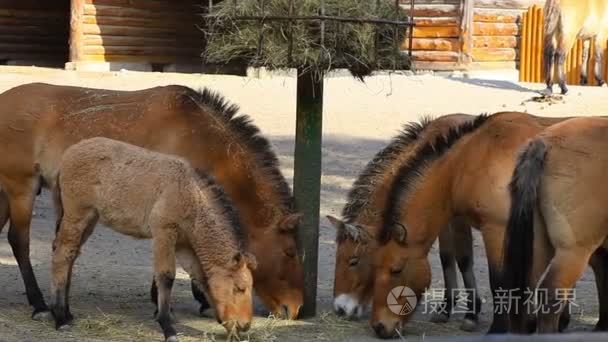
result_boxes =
[519,4,608,85]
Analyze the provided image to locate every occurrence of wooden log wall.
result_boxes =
[519,4,608,85]
[0,0,70,65]
[72,0,204,65]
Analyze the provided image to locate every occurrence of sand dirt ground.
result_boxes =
[0,66,606,341]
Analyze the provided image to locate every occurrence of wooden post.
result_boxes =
[460,0,474,65]
[293,69,323,318]
[69,0,85,62]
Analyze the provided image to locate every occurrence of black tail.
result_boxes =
[502,138,548,332]
[53,173,64,236]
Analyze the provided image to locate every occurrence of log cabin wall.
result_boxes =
[0,0,70,67]
[69,0,205,70]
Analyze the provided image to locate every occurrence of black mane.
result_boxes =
[379,114,490,243]
[194,168,247,248]
[190,87,294,211]
[342,117,434,223]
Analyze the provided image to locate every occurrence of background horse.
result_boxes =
[327,113,482,331]
[0,83,303,320]
[368,112,608,338]
[544,0,608,94]
[52,138,255,341]
[504,117,608,333]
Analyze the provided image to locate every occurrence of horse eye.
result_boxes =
[348,257,359,267]
[390,267,402,275]
[234,284,246,293]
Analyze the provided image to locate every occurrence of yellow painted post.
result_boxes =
[534,6,543,82]
[529,7,536,82]
[520,8,529,82]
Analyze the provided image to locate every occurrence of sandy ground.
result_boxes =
[0,66,606,341]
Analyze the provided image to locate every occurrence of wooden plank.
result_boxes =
[414,17,460,27]
[472,47,516,61]
[0,0,70,10]
[473,9,520,23]
[84,4,193,20]
[0,9,66,19]
[0,17,68,29]
[82,14,197,30]
[84,35,199,47]
[461,0,474,65]
[403,37,460,51]
[82,24,202,38]
[70,0,85,62]
[474,22,519,36]
[83,45,200,56]
[0,34,67,44]
[0,43,67,53]
[84,0,199,13]
[400,4,460,17]
[473,36,518,48]
[412,60,466,71]
[474,0,546,9]
[412,50,460,62]
[413,26,460,38]
[80,54,198,63]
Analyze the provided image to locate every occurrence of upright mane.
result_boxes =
[379,113,490,243]
[189,87,294,211]
[341,116,434,223]
[194,168,247,248]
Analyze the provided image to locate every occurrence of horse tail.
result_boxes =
[53,172,64,236]
[503,138,548,331]
[544,0,562,40]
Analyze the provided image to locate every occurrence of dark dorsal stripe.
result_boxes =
[194,168,247,248]
[191,87,294,211]
[341,116,434,223]
[379,113,490,243]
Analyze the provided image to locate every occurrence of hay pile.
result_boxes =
[202,0,411,78]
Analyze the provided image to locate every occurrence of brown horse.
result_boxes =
[504,116,608,333]
[368,112,608,338]
[0,83,303,320]
[52,138,256,341]
[544,0,608,94]
[327,114,483,331]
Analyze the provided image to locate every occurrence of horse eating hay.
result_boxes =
[543,0,608,94]
[51,137,256,341]
[0,83,303,320]
[327,114,482,331]
[503,116,608,333]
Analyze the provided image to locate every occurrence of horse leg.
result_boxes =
[594,42,605,87]
[191,280,212,316]
[581,39,591,85]
[589,248,608,331]
[544,35,556,94]
[3,178,50,319]
[430,225,457,324]
[480,224,508,334]
[152,229,179,342]
[0,188,9,234]
[50,208,97,330]
[454,223,481,332]
[177,247,212,317]
[536,248,592,333]
[555,48,569,95]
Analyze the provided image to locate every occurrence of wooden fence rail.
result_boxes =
[519,4,608,85]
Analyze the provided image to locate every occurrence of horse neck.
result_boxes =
[399,160,455,250]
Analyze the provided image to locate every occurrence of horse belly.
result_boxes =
[97,204,152,240]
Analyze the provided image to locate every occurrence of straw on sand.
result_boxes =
[202,0,411,79]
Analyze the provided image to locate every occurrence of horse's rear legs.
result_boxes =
[555,49,569,95]
[3,180,49,319]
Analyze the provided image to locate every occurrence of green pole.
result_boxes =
[293,69,323,318]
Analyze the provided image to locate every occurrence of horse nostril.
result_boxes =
[239,321,251,332]
[336,307,346,316]
[372,323,388,339]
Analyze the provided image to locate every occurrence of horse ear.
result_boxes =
[279,213,303,232]
[232,252,245,269]
[391,223,408,244]
[326,215,343,229]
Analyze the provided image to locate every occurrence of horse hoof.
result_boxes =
[430,313,449,323]
[32,310,52,321]
[460,318,478,332]
[166,336,179,342]
[57,323,72,332]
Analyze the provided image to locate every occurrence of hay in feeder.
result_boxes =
[202,0,412,79]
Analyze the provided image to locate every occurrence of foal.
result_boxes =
[52,137,256,341]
